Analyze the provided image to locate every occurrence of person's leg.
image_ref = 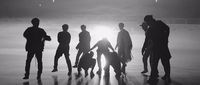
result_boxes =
[161,56,171,81]
[142,50,150,73]
[35,52,43,79]
[84,68,88,77]
[149,52,160,80]
[52,49,62,72]
[90,59,96,74]
[113,61,121,79]
[103,52,110,76]
[23,51,34,79]
[96,51,102,74]
[64,52,72,76]
[73,50,82,67]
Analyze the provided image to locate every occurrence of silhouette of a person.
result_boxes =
[144,15,171,83]
[115,23,132,74]
[23,18,51,80]
[77,51,96,77]
[52,24,72,76]
[140,22,152,73]
[89,38,115,75]
[73,25,91,68]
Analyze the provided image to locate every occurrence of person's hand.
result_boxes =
[45,35,51,41]
[76,46,78,50]
[115,46,117,50]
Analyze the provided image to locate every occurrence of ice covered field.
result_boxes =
[0,18,200,85]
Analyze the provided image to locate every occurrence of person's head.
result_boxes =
[102,37,108,41]
[89,51,94,58]
[31,18,40,27]
[118,23,124,30]
[81,25,86,31]
[140,22,148,32]
[144,15,155,26]
[62,24,69,31]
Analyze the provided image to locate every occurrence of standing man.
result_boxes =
[52,24,72,76]
[73,25,91,68]
[115,23,132,74]
[140,22,152,73]
[23,18,51,80]
[144,15,171,83]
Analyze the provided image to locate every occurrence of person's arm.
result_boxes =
[23,28,29,39]
[142,37,148,55]
[89,42,98,51]
[108,42,115,52]
[115,33,120,50]
[57,32,61,43]
[67,33,71,45]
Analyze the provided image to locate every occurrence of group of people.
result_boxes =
[140,15,172,83]
[22,15,171,83]
[22,18,132,80]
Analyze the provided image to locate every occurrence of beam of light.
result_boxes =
[156,0,158,3]
[53,0,55,3]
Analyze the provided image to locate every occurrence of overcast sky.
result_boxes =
[0,0,199,18]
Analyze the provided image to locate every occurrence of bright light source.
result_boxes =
[90,25,116,44]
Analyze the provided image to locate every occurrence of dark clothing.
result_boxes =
[76,31,91,51]
[142,28,152,72]
[23,26,50,78]
[104,52,121,76]
[117,29,132,63]
[75,30,91,66]
[23,27,47,52]
[78,53,96,73]
[24,51,43,77]
[147,20,171,78]
[53,31,72,73]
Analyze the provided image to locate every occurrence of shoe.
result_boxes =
[96,70,102,75]
[37,76,41,80]
[162,76,171,82]
[68,72,72,76]
[73,65,78,68]
[52,69,58,72]
[141,70,148,74]
[90,72,95,79]
[23,76,29,80]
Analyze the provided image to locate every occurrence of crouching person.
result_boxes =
[77,51,96,78]
[104,52,121,79]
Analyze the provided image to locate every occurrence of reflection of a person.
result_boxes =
[89,38,115,75]
[37,79,43,85]
[52,76,58,85]
[23,18,51,80]
[73,25,91,68]
[23,81,29,85]
[52,24,72,76]
[115,23,132,74]
[23,79,43,85]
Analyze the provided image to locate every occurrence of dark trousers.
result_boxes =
[24,51,43,77]
[53,48,72,73]
[74,49,87,65]
[142,51,150,71]
[150,46,171,78]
